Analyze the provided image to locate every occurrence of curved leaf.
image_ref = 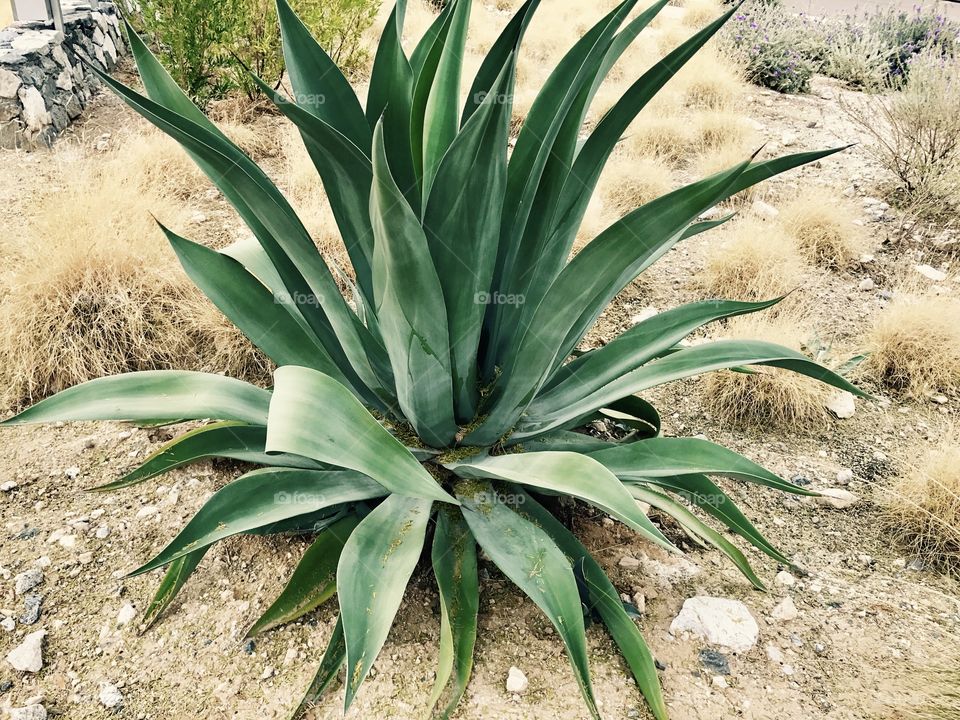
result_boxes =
[456,481,599,719]
[289,616,346,720]
[142,547,208,629]
[1,371,272,427]
[266,366,457,504]
[247,514,360,637]
[129,469,388,575]
[338,495,433,711]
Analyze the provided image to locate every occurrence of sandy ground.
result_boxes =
[784,0,960,21]
[2,12,960,720]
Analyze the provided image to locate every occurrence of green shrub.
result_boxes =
[2,1,866,718]
[134,0,379,105]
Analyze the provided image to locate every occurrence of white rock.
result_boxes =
[99,682,123,708]
[931,394,948,405]
[260,666,275,680]
[836,468,854,484]
[618,556,641,569]
[751,200,779,219]
[0,68,22,99]
[116,603,137,625]
[915,264,947,282]
[712,675,728,688]
[506,666,529,693]
[812,488,859,509]
[95,525,110,539]
[766,643,784,663]
[17,86,51,134]
[826,391,856,419]
[774,571,795,587]
[9,705,47,720]
[781,131,798,147]
[136,506,158,519]
[6,629,46,672]
[633,593,646,614]
[14,568,43,596]
[64,467,80,480]
[669,597,759,653]
[57,534,77,549]
[0,480,18,492]
[629,306,659,325]
[52,44,70,68]
[770,597,799,622]
[858,278,875,292]
[55,67,73,92]
[2,617,15,632]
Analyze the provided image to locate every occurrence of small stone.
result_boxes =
[770,597,799,622]
[260,665,275,680]
[670,597,758,653]
[858,278,874,292]
[781,131,797,147]
[699,649,730,675]
[95,525,110,539]
[116,602,137,625]
[751,200,779,219]
[826,392,856,419]
[506,666,528,694]
[712,675,728,689]
[811,489,859,509]
[836,468,854,484]
[632,593,646,614]
[1,617,15,632]
[8,705,47,720]
[766,644,784,663]
[782,663,795,676]
[931,394,948,405]
[0,68,23,99]
[78,552,94,565]
[57,534,77,549]
[774,571,795,587]
[629,306,659,325]
[1,480,18,492]
[64,466,80,480]
[99,682,123,708]
[915,264,947,282]
[618,556,641,569]
[6,629,45,672]
[20,594,42,625]
[814,642,827,655]
[136,505,158,519]
[14,568,42,596]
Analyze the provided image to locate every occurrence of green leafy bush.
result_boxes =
[2,1,866,717]
[133,0,379,105]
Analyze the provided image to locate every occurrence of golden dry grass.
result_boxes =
[861,290,960,397]
[701,216,806,301]
[674,49,745,111]
[779,187,867,268]
[680,0,723,28]
[703,314,833,430]
[597,153,676,216]
[883,436,960,574]
[0,132,271,409]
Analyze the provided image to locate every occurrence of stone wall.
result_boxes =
[0,1,125,149]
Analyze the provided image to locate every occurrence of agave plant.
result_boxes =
[1,0,866,717]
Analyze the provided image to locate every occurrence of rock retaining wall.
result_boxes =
[0,1,125,149]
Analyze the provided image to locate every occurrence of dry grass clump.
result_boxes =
[627,113,692,165]
[674,50,745,110]
[691,110,751,154]
[701,216,805,301]
[702,314,833,430]
[597,154,676,216]
[861,291,960,397]
[779,187,867,268]
[883,437,960,574]
[680,0,722,28]
[0,133,270,408]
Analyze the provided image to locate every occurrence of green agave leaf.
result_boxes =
[519,339,868,436]
[89,58,389,405]
[370,122,458,447]
[428,507,479,719]
[142,547,208,629]
[410,0,454,76]
[128,469,388,575]
[95,422,325,492]
[266,366,457,505]
[599,396,662,438]
[275,0,370,150]
[642,474,789,564]
[338,494,433,711]
[448,451,675,552]
[535,297,783,417]
[221,236,309,331]
[419,0,472,200]
[461,0,541,123]
[456,481,599,720]
[473,158,753,444]
[628,484,765,589]
[516,431,616,454]
[247,514,360,637]
[366,0,418,210]
[251,76,379,305]
[588,437,811,495]
[545,3,738,267]
[162,224,360,390]
[1,371,272,427]
[510,489,668,720]
[422,55,514,421]
[289,616,346,720]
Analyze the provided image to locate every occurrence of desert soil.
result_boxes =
[1,29,959,720]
